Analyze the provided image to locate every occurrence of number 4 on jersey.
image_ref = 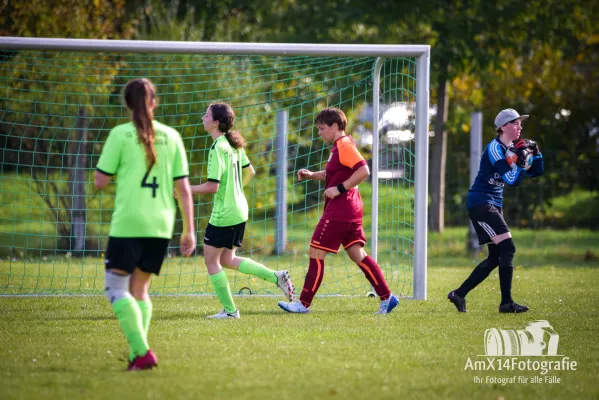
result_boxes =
[141,169,159,198]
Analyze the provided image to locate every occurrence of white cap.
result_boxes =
[494,108,529,129]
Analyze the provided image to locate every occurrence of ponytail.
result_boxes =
[224,131,246,149]
[209,102,246,149]
[124,78,157,170]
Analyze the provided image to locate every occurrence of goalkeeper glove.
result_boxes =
[508,142,530,169]
[523,139,540,156]
[511,139,530,167]
[512,138,527,150]
[516,149,530,169]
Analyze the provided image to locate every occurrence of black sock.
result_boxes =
[497,239,516,305]
[456,244,500,297]
[499,265,514,305]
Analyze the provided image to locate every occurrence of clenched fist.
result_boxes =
[297,169,313,181]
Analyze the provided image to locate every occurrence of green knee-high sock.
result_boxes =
[129,299,153,360]
[239,258,277,284]
[112,295,149,361]
[209,270,236,314]
[137,299,153,334]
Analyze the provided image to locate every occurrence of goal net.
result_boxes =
[0,39,429,298]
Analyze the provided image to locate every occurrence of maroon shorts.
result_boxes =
[310,219,366,254]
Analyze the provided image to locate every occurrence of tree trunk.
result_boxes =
[429,67,449,232]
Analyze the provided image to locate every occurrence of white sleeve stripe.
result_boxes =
[489,142,503,163]
[503,168,519,183]
[488,143,497,162]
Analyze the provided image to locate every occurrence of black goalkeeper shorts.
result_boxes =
[467,204,510,246]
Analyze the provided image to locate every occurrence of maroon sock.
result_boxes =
[299,258,324,307]
[359,255,391,300]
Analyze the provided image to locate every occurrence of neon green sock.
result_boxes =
[239,258,277,284]
[129,299,152,360]
[137,299,153,335]
[209,270,236,314]
[112,295,149,361]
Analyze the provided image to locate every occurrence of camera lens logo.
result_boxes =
[484,320,560,356]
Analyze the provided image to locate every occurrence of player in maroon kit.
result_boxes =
[278,107,399,314]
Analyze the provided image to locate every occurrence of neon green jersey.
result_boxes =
[96,120,189,238]
[207,135,251,227]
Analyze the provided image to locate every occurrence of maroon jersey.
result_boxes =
[322,136,367,222]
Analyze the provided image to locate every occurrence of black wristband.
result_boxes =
[337,183,347,194]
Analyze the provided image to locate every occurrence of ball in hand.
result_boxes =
[506,148,532,170]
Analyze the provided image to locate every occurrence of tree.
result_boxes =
[0,0,137,38]
[0,0,140,254]
[176,0,597,232]
[443,1,599,228]
[399,0,597,232]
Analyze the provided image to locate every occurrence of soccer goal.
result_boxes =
[0,37,429,300]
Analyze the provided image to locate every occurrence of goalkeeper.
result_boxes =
[448,108,544,313]
[188,102,295,319]
[96,78,196,370]
[278,107,399,315]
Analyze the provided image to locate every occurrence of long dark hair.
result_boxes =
[124,78,157,170]
[209,102,246,149]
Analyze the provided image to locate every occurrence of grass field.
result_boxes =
[1,228,598,399]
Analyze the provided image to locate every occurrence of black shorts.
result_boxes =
[204,222,246,249]
[104,237,170,275]
[467,204,510,246]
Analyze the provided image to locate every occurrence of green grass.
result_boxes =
[429,227,599,267]
[2,172,598,398]
[1,228,598,399]
[2,227,597,296]
[0,267,597,400]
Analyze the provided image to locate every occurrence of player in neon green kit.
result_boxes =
[190,102,295,319]
[95,78,196,370]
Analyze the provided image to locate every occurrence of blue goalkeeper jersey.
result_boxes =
[466,137,544,209]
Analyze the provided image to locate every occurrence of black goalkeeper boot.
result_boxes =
[448,290,467,312]
[499,301,529,313]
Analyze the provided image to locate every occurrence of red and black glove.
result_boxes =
[509,139,530,168]
[512,138,528,150]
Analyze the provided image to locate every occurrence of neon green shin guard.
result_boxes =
[112,295,149,361]
[239,258,277,283]
[209,271,236,314]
